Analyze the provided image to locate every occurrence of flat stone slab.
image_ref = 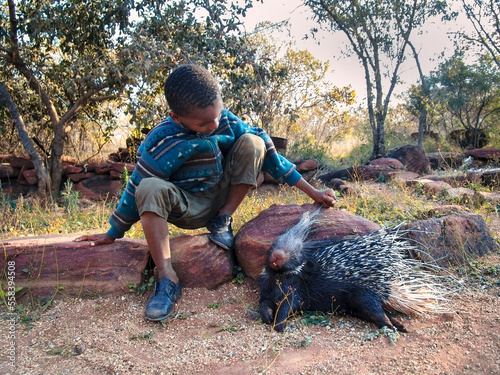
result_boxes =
[1,235,150,301]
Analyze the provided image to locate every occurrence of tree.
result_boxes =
[429,53,500,148]
[393,0,451,147]
[459,0,500,70]
[0,82,51,196]
[0,0,259,195]
[304,0,439,158]
[1,0,137,194]
[216,23,355,139]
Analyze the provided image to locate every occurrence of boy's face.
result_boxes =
[170,99,223,135]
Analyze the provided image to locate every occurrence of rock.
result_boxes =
[170,234,234,289]
[427,152,465,170]
[478,191,500,205]
[234,204,380,279]
[328,178,360,196]
[74,174,121,201]
[63,165,84,175]
[387,145,430,174]
[22,169,38,185]
[317,165,394,183]
[442,187,482,204]
[407,179,453,195]
[421,172,483,188]
[464,147,500,161]
[0,164,19,179]
[110,170,123,180]
[7,156,34,169]
[110,162,135,174]
[385,171,420,184]
[295,159,319,172]
[68,172,94,183]
[1,235,150,301]
[405,213,497,267]
[368,157,404,169]
[482,169,500,187]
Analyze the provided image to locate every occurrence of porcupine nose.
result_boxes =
[268,249,289,270]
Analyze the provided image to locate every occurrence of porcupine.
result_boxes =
[258,209,449,332]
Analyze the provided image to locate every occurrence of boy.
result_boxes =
[75,64,336,321]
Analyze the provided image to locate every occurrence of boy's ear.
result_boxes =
[169,111,181,124]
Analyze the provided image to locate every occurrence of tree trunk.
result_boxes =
[0,82,51,198]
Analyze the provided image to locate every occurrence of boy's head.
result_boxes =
[164,64,221,116]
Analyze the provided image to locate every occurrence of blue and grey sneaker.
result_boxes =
[145,278,182,321]
[207,214,234,250]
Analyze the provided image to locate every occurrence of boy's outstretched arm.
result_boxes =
[293,178,336,207]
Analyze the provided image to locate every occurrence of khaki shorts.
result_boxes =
[135,133,265,229]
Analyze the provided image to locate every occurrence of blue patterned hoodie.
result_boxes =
[107,109,301,238]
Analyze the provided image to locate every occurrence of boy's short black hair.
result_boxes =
[164,64,221,116]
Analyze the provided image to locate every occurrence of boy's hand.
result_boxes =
[73,233,115,246]
[314,188,336,208]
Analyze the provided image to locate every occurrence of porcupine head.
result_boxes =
[266,209,321,273]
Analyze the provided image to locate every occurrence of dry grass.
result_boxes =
[1,175,499,242]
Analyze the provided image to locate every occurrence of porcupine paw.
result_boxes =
[388,315,408,333]
[259,302,274,324]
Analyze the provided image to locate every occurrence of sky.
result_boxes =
[242,0,462,104]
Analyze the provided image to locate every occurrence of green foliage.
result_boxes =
[127,274,155,296]
[231,266,245,284]
[298,311,332,327]
[61,180,79,216]
[289,134,330,163]
[363,326,401,345]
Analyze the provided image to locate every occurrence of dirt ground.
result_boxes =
[1,251,499,375]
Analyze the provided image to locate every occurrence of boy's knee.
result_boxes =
[236,133,266,158]
[136,178,174,205]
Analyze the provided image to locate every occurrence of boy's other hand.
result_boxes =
[73,233,115,246]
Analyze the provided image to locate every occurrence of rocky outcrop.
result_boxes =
[405,213,497,268]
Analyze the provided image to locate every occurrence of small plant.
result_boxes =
[207,301,222,309]
[130,328,157,344]
[298,311,332,327]
[61,180,79,215]
[296,335,313,348]
[127,275,155,295]
[216,319,238,333]
[363,326,401,345]
[232,266,245,284]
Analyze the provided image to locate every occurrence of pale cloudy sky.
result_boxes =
[243,0,461,104]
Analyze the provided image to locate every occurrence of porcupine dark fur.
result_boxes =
[258,209,450,332]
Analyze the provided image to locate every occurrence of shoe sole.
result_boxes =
[208,235,231,250]
[146,310,175,321]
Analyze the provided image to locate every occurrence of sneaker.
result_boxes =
[145,278,182,321]
[207,214,233,250]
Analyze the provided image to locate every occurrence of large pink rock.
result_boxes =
[170,234,234,289]
[234,204,380,279]
[1,235,150,301]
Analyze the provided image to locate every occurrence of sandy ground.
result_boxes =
[1,251,499,375]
